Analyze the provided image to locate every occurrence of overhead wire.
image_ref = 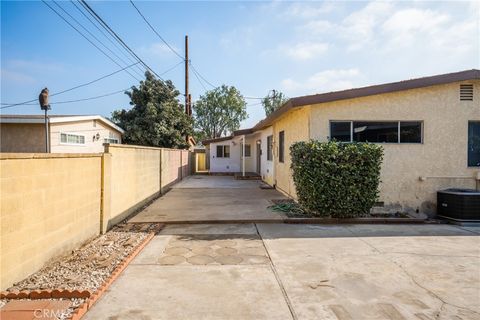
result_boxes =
[52,0,144,80]
[129,0,184,61]
[0,63,139,108]
[41,0,142,82]
[79,0,163,80]
[189,63,218,89]
[191,67,209,92]
[69,0,146,76]
[0,88,130,109]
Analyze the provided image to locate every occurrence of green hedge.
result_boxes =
[290,140,383,218]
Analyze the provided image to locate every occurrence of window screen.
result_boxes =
[330,122,351,142]
[61,133,85,144]
[279,131,285,163]
[468,121,480,167]
[267,135,273,161]
[353,121,398,143]
[400,122,422,143]
[241,144,251,157]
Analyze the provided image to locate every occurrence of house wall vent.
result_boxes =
[460,84,473,101]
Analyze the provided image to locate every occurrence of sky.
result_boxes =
[1,0,479,129]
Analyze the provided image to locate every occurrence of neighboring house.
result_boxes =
[0,115,124,153]
[204,69,480,215]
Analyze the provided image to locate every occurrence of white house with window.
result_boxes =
[204,70,480,215]
[0,115,124,153]
[203,126,275,183]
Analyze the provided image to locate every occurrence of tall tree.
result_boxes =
[112,71,192,149]
[194,85,247,139]
[262,90,287,116]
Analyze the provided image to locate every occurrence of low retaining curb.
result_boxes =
[128,217,428,225]
[0,232,156,320]
[69,232,155,320]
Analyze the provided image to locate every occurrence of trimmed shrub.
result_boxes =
[290,140,383,218]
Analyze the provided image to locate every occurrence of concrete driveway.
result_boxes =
[130,176,287,223]
[85,223,480,320]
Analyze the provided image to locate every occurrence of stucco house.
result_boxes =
[203,69,480,215]
[0,114,124,153]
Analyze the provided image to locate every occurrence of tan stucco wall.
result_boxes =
[50,120,122,153]
[103,145,191,230]
[162,149,190,189]
[272,106,311,197]
[107,145,161,228]
[1,145,192,289]
[307,80,480,214]
[0,153,102,289]
[0,123,46,153]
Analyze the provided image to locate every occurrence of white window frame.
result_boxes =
[329,120,424,144]
[216,145,230,158]
[60,132,86,146]
[266,135,273,161]
[104,137,119,144]
[241,144,251,157]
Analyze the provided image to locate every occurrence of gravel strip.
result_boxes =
[7,223,161,293]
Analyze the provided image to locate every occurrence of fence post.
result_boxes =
[159,148,163,195]
[100,152,112,234]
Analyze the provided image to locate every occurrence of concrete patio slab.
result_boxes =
[130,177,286,223]
[85,223,479,320]
[159,223,258,235]
[257,223,480,320]
[83,265,292,320]
[173,175,263,189]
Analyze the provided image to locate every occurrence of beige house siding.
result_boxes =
[273,106,311,197]
[307,80,480,214]
[0,123,46,153]
[50,120,122,153]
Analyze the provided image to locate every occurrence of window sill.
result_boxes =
[59,143,86,146]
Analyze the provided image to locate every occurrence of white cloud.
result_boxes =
[1,69,36,84]
[280,2,335,19]
[299,20,334,34]
[340,1,394,51]
[284,42,329,60]
[139,42,181,58]
[382,9,450,47]
[281,68,362,95]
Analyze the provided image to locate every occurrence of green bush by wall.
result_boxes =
[290,140,383,218]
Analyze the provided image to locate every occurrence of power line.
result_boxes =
[129,0,184,61]
[52,0,143,80]
[189,63,218,89]
[159,60,184,76]
[1,88,130,109]
[69,0,146,77]
[41,0,142,82]
[79,0,163,80]
[0,63,139,108]
[191,67,208,92]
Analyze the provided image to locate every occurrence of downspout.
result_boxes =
[242,135,245,177]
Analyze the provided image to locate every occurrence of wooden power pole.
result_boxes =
[185,35,189,115]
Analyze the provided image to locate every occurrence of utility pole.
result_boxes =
[38,88,51,153]
[185,35,189,115]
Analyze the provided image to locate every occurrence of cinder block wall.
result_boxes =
[161,149,190,190]
[1,146,192,290]
[1,153,102,289]
[102,144,192,232]
[104,144,161,230]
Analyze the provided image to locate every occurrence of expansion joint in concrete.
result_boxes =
[254,223,298,320]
